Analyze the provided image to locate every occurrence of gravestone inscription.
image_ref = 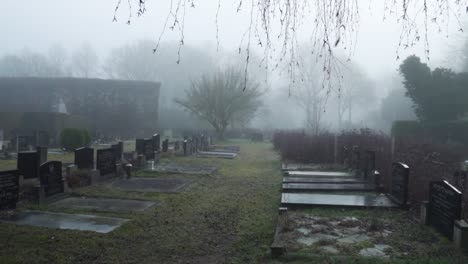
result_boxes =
[388,162,409,206]
[96,148,116,176]
[17,151,40,179]
[0,170,20,209]
[429,181,462,240]
[39,161,63,197]
[75,147,94,170]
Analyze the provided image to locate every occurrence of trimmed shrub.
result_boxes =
[60,128,91,151]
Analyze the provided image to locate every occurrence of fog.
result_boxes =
[1,0,467,133]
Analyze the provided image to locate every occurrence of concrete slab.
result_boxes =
[0,211,129,233]
[196,151,237,159]
[282,183,375,192]
[281,193,397,208]
[112,178,189,193]
[281,163,321,171]
[146,163,217,175]
[283,177,366,184]
[286,171,353,177]
[50,197,156,213]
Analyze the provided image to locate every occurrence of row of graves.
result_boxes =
[272,145,468,258]
[0,132,240,234]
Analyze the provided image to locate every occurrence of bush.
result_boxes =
[60,128,91,151]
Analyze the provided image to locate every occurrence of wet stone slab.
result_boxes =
[283,177,366,184]
[146,163,217,175]
[282,183,375,192]
[281,163,321,171]
[281,193,398,208]
[0,211,129,233]
[50,197,157,213]
[196,151,237,159]
[112,178,190,193]
[286,171,353,177]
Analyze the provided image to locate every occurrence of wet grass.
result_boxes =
[0,141,283,264]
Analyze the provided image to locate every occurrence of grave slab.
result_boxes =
[50,197,156,213]
[281,163,321,171]
[112,178,190,192]
[196,151,237,159]
[145,163,217,175]
[283,177,366,184]
[286,171,353,177]
[281,193,397,208]
[282,183,375,192]
[0,211,129,233]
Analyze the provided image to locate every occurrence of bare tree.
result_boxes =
[113,1,465,94]
[0,49,62,77]
[292,49,328,135]
[175,68,263,139]
[71,42,99,78]
[335,60,375,130]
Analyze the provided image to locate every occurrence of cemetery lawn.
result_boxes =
[1,141,467,263]
[0,141,284,263]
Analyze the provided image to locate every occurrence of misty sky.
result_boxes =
[1,1,466,84]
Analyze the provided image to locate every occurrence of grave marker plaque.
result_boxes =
[388,162,409,206]
[0,170,19,209]
[428,181,462,240]
[17,151,40,179]
[75,147,94,170]
[97,148,116,176]
[39,161,63,197]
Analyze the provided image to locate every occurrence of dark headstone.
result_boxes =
[39,161,63,197]
[162,139,169,152]
[96,148,116,176]
[351,146,360,171]
[387,162,409,206]
[364,150,376,180]
[17,151,40,179]
[111,142,123,161]
[75,147,94,170]
[183,140,188,156]
[429,181,462,240]
[135,139,145,155]
[0,170,20,209]
[174,141,179,151]
[153,134,160,152]
[144,139,154,160]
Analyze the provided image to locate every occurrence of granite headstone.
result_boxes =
[0,170,20,209]
[428,181,462,240]
[39,161,63,197]
[96,148,116,176]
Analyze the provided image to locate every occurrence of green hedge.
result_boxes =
[392,120,468,146]
[60,128,91,151]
